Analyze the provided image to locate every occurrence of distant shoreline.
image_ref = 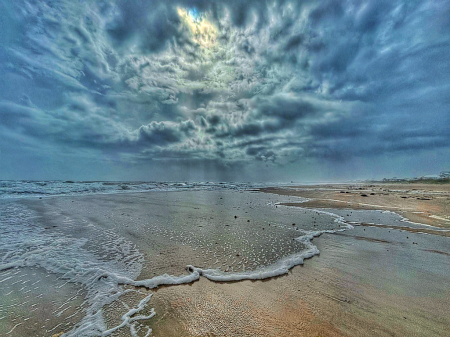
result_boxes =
[367,178,450,184]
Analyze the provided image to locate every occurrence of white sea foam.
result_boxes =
[0,204,152,336]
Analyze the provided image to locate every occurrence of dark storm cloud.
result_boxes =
[1,0,449,180]
[107,0,181,53]
[136,120,196,146]
[308,100,450,160]
[254,94,322,121]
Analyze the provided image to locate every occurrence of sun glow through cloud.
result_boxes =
[177,7,218,48]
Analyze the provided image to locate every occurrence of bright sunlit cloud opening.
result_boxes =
[177,7,218,48]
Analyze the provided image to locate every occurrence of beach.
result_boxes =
[1,183,449,336]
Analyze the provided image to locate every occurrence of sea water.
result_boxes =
[1,183,352,336]
[0,180,271,199]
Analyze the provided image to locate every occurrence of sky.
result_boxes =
[0,0,449,182]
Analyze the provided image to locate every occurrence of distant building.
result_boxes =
[419,175,440,180]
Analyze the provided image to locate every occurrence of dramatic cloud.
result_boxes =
[1,0,449,181]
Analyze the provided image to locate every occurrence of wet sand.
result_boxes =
[1,185,449,336]
[148,226,450,336]
[1,189,337,336]
[147,184,450,336]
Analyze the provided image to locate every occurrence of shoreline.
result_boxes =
[1,185,449,336]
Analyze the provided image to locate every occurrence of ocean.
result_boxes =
[0,180,273,199]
